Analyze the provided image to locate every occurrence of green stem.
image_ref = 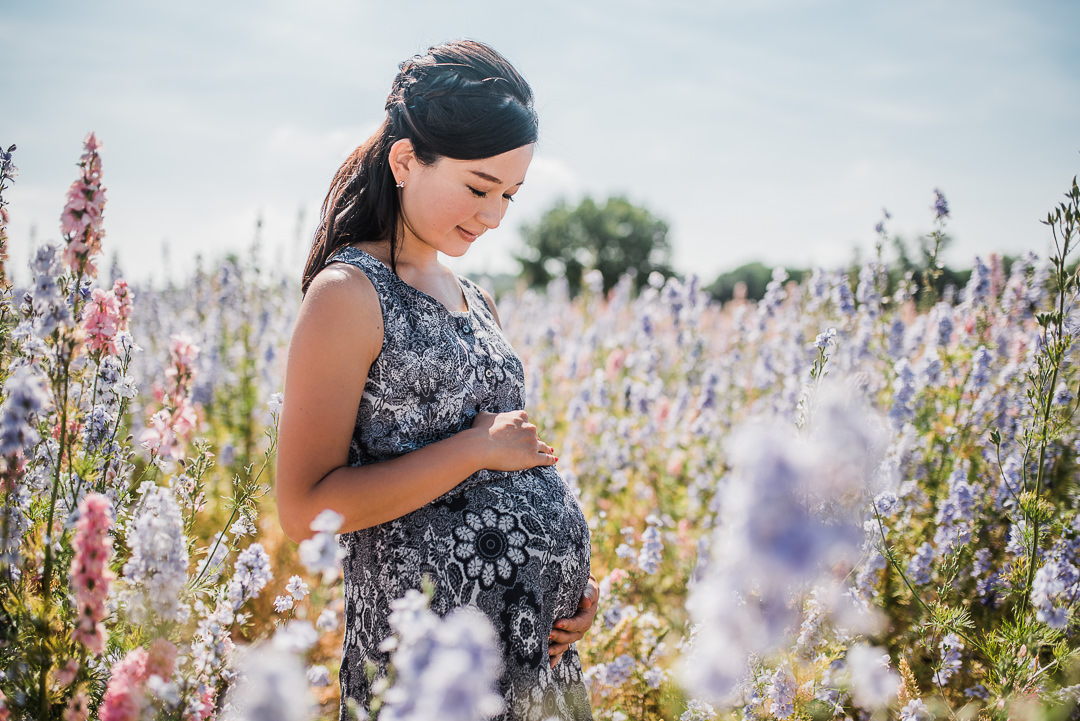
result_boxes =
[38,343,72,720]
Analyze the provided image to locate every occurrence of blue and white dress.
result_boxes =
[324,246,593,721]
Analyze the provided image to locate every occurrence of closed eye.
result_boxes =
[469,186,515,202]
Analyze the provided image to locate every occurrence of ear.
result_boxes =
[388,138,417,185]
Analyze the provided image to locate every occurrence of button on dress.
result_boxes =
[325,247,593,721]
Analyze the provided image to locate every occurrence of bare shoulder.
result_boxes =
[476,285,503,329]
[293,262,383,364]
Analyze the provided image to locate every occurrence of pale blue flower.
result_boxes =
[638,525,663,575]
[767,664,797,719]
[228,644,312,721]
[380,592,504,721]
[0,363,52,455]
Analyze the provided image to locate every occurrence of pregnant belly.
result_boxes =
[421,465,591,619]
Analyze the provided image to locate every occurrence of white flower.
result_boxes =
[900,698,934,721]
[286,575,310,600]
[268,392,284,416]
[229,515,256,537]
[845,643,899,710]
[299,514,344,582]
[273,595,295,613]
[310,509,344,534]
[316,608,340,632]
[306,664,331,687]
[119,485,190,624]
[226,543,273,612]
[273,620,319,654]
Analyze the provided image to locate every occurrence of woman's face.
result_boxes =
[396,143,535,258]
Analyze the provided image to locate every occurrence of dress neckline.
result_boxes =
[340,246,472,318]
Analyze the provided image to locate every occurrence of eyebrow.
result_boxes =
[469,170,524,187]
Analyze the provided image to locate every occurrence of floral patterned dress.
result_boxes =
[325,247,593,721]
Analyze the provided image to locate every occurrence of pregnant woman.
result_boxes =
[274,40,597,720]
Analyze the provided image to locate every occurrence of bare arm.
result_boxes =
[274,264,555,543]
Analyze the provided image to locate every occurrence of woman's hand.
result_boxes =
[471,410,557,472]
[549,575,599,668]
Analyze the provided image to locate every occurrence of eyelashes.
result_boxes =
[468,186,515,202]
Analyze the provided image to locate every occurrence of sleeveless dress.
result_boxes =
[325,247,593,721]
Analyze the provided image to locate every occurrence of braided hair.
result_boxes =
[302,40,538,293]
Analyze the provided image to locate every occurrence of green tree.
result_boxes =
[706,262,808,303]
[516,196,674,295]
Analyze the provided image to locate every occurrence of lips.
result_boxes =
[457,226,482,241]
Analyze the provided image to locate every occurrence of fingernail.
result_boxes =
[554,456,559,462]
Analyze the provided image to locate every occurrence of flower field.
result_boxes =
[2,135,1080,721]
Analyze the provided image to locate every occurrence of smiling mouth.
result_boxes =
[457,226,482,240]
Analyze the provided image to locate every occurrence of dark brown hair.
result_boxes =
[302,40,538,293]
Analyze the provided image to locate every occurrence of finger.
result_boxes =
[550,654,563,669]
[550,628,584,644]
[553,614,590,634]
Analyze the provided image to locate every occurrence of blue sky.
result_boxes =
[3,0,1078,286]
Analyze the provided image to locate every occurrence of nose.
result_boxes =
[477,196,505,230]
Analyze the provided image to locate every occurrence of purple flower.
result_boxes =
[964,256,991,308]
[906,542,935,585]
[932,188,950,220]
[935,633,963,686]
[767,664,797,719]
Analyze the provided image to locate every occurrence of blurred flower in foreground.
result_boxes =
[227,643,312,721]
[377,589,504,721]
[683,387,884,702]
[299,509,345,582]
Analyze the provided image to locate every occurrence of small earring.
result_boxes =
[396,180,405,189]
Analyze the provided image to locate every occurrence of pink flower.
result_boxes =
[55,659,80,686]
[82,287,122,356]
[60,133,107,278]
[146,637,177,680]
[169,334,200,379]
[63,691,89,721]
[140,409,178,458]
[0,689,9,721]
[70,493,114,655]
[184,685,216,721]
[100,647,148,721]
[113,278,133,328]
[171,397,198,438]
